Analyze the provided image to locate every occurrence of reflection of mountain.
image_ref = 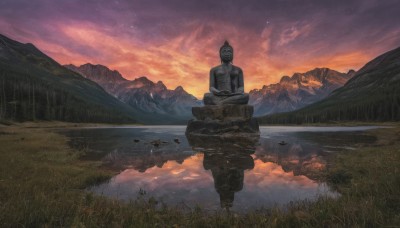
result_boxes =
[65,63,202,124]
[0,34,137,123]
[255,138,326,180]
[254,131,376,180]
[62,128,194,172]
[260,46,400,123]
[249,68,354,116]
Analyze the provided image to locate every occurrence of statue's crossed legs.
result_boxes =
[203,93,249,105]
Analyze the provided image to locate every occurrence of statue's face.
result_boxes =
[220,46,233,63]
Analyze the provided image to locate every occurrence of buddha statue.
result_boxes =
[203,41,249,105]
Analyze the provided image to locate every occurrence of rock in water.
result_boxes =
[192,105,254,121]
[185,104,260,144]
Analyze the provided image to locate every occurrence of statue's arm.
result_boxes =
[237,68,244,93]
[209,68,220,94]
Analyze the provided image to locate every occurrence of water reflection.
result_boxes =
[256,139,326,180]
[203,151,254,209]
[187,135,258,209]
[59,126,378,212]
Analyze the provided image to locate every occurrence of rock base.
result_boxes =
[185,104,260,144]
[192,104,254,121]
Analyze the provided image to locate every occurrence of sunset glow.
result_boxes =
[111,154,321,193]
[1,0,399,97]
[92,152,331,209]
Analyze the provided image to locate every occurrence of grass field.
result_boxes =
[0,122,399,227]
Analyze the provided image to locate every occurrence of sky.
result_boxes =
[1,0,400,98]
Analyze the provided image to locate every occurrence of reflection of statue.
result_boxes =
[188,135,256,209]
[203,152,254,208]
[203,41,249,105]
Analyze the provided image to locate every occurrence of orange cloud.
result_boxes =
[18,21,380,98]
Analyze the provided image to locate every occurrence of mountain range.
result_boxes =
[259,46,400,124]
[64,63,354,120]
[1,33,398,125]
[0,33,200,124]
[65,63,201,124]
[249,68,355,116]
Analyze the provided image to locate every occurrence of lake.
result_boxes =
[60,126,379,212]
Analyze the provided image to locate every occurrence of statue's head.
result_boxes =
[219,40,233,63]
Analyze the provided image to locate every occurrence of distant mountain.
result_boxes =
[0,34,138,123]
[249,68,354,116]
[259,46,400,124]
[65,63,201,124]
[65,63,126,93]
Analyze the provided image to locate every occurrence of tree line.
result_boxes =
[259,81,400,124]
[0,70,135,123]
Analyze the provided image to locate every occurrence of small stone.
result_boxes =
[150,139,162,147]
[278,141,287,145]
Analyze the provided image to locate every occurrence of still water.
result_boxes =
[60,126,379,212]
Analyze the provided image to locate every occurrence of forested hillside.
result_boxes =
[0,34,137,123]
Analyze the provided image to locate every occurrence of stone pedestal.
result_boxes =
[185,105,260,144]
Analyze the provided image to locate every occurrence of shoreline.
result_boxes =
[1,120,398,128]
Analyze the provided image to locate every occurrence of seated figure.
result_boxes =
[203,41,249,105]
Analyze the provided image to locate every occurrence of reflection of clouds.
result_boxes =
[234,160,335,210]
[113,155,212,188]
[91,152,335,211]
[255,137,327,178]
[92,154,221,209]
[246,161,317,188]
[171,169,185,175]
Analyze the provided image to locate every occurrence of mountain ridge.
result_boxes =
[259,46,400,124]
[249,67,354,116]
[65,63,201,124]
